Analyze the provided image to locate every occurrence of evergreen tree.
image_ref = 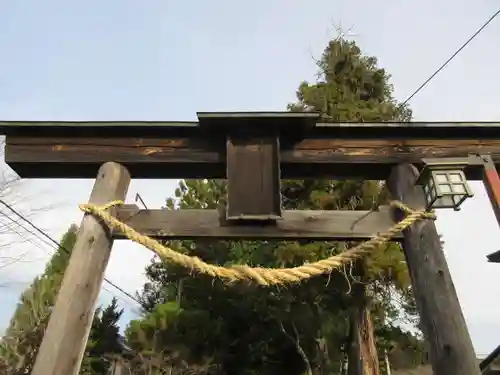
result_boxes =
[0,225,124,375]
[287,38,415,375]
[126,37,426,375]
[81,297,124,375]
[0,224,79,374]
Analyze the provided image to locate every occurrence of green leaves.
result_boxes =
[1,225,124,375]
[0,225,79,374]
[289,39,412,123]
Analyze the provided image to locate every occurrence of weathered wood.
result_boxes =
[1,115,500,137]
[481,154,500,229]
[6,136,500,179]
[386,164,480,375]
[31,162,131,375]
[110,205,403,241]
[198,111,320,136]
[226,136,282,220]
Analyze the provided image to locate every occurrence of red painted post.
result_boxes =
[481,154,500,229]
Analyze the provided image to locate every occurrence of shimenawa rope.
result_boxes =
[79,200,435,286]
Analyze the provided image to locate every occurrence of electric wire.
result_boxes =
[400,8,500,106]
[0,199,142,306]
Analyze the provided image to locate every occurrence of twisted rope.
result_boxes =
[79,200,435,286]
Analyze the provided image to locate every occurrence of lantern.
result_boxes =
[419,163,474,211]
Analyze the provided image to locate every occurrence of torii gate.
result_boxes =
[1,112,499,375]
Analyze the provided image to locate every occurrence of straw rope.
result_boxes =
[79,200,434,286]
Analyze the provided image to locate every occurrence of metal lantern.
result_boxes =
[421,165,474,211]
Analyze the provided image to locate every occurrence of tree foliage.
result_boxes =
[125,37,427,375]
[81,297,124,375]
[0,225,79,374]
[0,225,124,375]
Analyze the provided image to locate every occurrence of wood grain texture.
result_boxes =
[482,154,500,229]
[31,162,131,375]
[110,205,402,241]
[387,164,480,375]
[226,136,282,220]
[6,136,500,179]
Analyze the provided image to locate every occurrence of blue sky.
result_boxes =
[0,0,499,357]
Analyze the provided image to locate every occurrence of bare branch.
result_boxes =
[278,320,313,375]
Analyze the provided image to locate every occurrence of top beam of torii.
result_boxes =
[1,111,500,180]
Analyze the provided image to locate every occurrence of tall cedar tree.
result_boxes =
[287,38,415,375]
[0,225,124,375]
[127,38,427,375]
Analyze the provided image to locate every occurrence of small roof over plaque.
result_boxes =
[197,111,320,137]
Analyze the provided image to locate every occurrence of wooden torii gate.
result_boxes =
[1,112,500,375]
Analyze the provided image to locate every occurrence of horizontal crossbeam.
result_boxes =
[110,205,402,241]
[5,136,500,180]
[3,113,500,179]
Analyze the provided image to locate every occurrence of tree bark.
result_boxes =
[348,283,380,375]
[360,307,380,375]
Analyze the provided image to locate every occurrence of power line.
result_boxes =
[0,210,130,305]
[401,8,500,106]
[0,202,141,306]
[0,199,142,306]
[0,206,141,307]
[0,211,57,251]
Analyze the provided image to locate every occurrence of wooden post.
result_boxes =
[386,163,480,375]
[31,162,131,375]
[481,154,500,229]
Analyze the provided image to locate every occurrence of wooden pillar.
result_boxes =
[31,162,131,375]
[481,154,500,229]
[386,163,480,375]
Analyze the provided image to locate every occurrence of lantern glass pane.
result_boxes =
[423,184,430,205]
[430,184,436,200]
[449,173,463,183]
[452,184,466,193]
[440,184,452,193]
[433,195,455,208]
[435,173,448,184]
[423,180,437,209]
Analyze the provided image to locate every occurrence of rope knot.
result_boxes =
[79,200,124,214]
[389,200,436,220]
[99,200,124,211]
